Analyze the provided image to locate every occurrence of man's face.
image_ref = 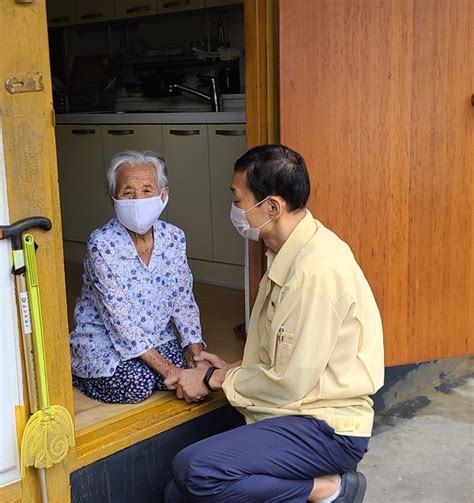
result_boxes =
[230,170,272,230]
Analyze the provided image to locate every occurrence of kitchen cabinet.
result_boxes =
[75,0,116,24]
[101,125,167,220]
[115,0,157,18]
[157,0,204,15]
[205,0,242,7]
[47,0,75,26]
[57,121,245,279]
[163,125,212,261]
[56,126,110,242]
[208,125,246,265]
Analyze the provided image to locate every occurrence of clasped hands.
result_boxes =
[165,351,228,404]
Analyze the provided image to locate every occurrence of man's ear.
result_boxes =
[268,196,284,218]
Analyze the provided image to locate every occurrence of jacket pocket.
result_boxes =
[274,329,296,373]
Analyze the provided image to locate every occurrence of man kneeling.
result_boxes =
[165,145,384,503]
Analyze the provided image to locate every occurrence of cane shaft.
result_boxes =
[15,271,40,412]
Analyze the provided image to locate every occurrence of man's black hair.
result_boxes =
[234,145,310,212]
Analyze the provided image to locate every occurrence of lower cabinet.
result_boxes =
[163,125,213,261]
[56,125,110,242]
[56,122,246,279]
[102,125,166,220]
[209,125,246,265]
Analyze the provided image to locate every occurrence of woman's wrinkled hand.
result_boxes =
[193,351,230,371]
[164,368,210,403]
[184,343,206,369]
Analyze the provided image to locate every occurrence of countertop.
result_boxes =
[55,111,246,125]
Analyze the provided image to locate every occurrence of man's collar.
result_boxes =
[266,210,318,287]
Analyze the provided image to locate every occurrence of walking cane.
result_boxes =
[0,217,74,503]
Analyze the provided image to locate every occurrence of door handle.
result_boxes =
[107,129,134,135]
[81,12,104,20]
[169,129,200,136]
[215,130,246,136]
[50,16,72,23]
[71,129,96,135]
[126,5,151,13]
[163,0,190,9]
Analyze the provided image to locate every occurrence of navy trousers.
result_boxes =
[164,415,369,503]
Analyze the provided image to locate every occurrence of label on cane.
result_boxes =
[19,292,32,334]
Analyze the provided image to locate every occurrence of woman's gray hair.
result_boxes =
[107,150,168,196]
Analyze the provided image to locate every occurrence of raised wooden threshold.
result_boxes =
[71,389,229,472]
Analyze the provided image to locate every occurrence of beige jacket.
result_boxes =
[223,211,384,436]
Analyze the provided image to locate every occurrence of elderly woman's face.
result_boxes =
[115,163,162,200]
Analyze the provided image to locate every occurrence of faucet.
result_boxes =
[169,75,222,112]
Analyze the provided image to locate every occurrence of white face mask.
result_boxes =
[113,192,168,235]
[230,196,272,241]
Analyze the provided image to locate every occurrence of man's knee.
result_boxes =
[171,443,212,497]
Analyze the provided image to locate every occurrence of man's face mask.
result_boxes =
[230,196,272,241]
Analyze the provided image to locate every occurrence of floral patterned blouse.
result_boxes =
[70,218,204,378]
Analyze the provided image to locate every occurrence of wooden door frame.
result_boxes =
[244,0,279,307]
[0,1,72,501]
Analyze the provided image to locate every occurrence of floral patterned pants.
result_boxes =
[72,338,186,404]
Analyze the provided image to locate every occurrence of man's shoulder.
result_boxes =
[291,221,363,298]
[298,220,356,270]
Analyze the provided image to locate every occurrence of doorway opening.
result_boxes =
[47,2,248,445]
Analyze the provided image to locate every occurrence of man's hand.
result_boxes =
[165,367,210,403]
[193,351,231,371]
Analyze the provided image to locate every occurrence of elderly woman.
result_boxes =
[70,150,205,404]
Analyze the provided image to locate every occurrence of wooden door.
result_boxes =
[279,0,473,366]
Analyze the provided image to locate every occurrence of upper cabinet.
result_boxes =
[75,0,116,24]
[47,0,75,27]
[115,0,157,19]
[47,0,241,26]
[157,0,204,15]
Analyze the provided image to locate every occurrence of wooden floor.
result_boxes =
[64,262,245,433]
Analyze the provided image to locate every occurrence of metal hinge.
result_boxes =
[5,72,44,94]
